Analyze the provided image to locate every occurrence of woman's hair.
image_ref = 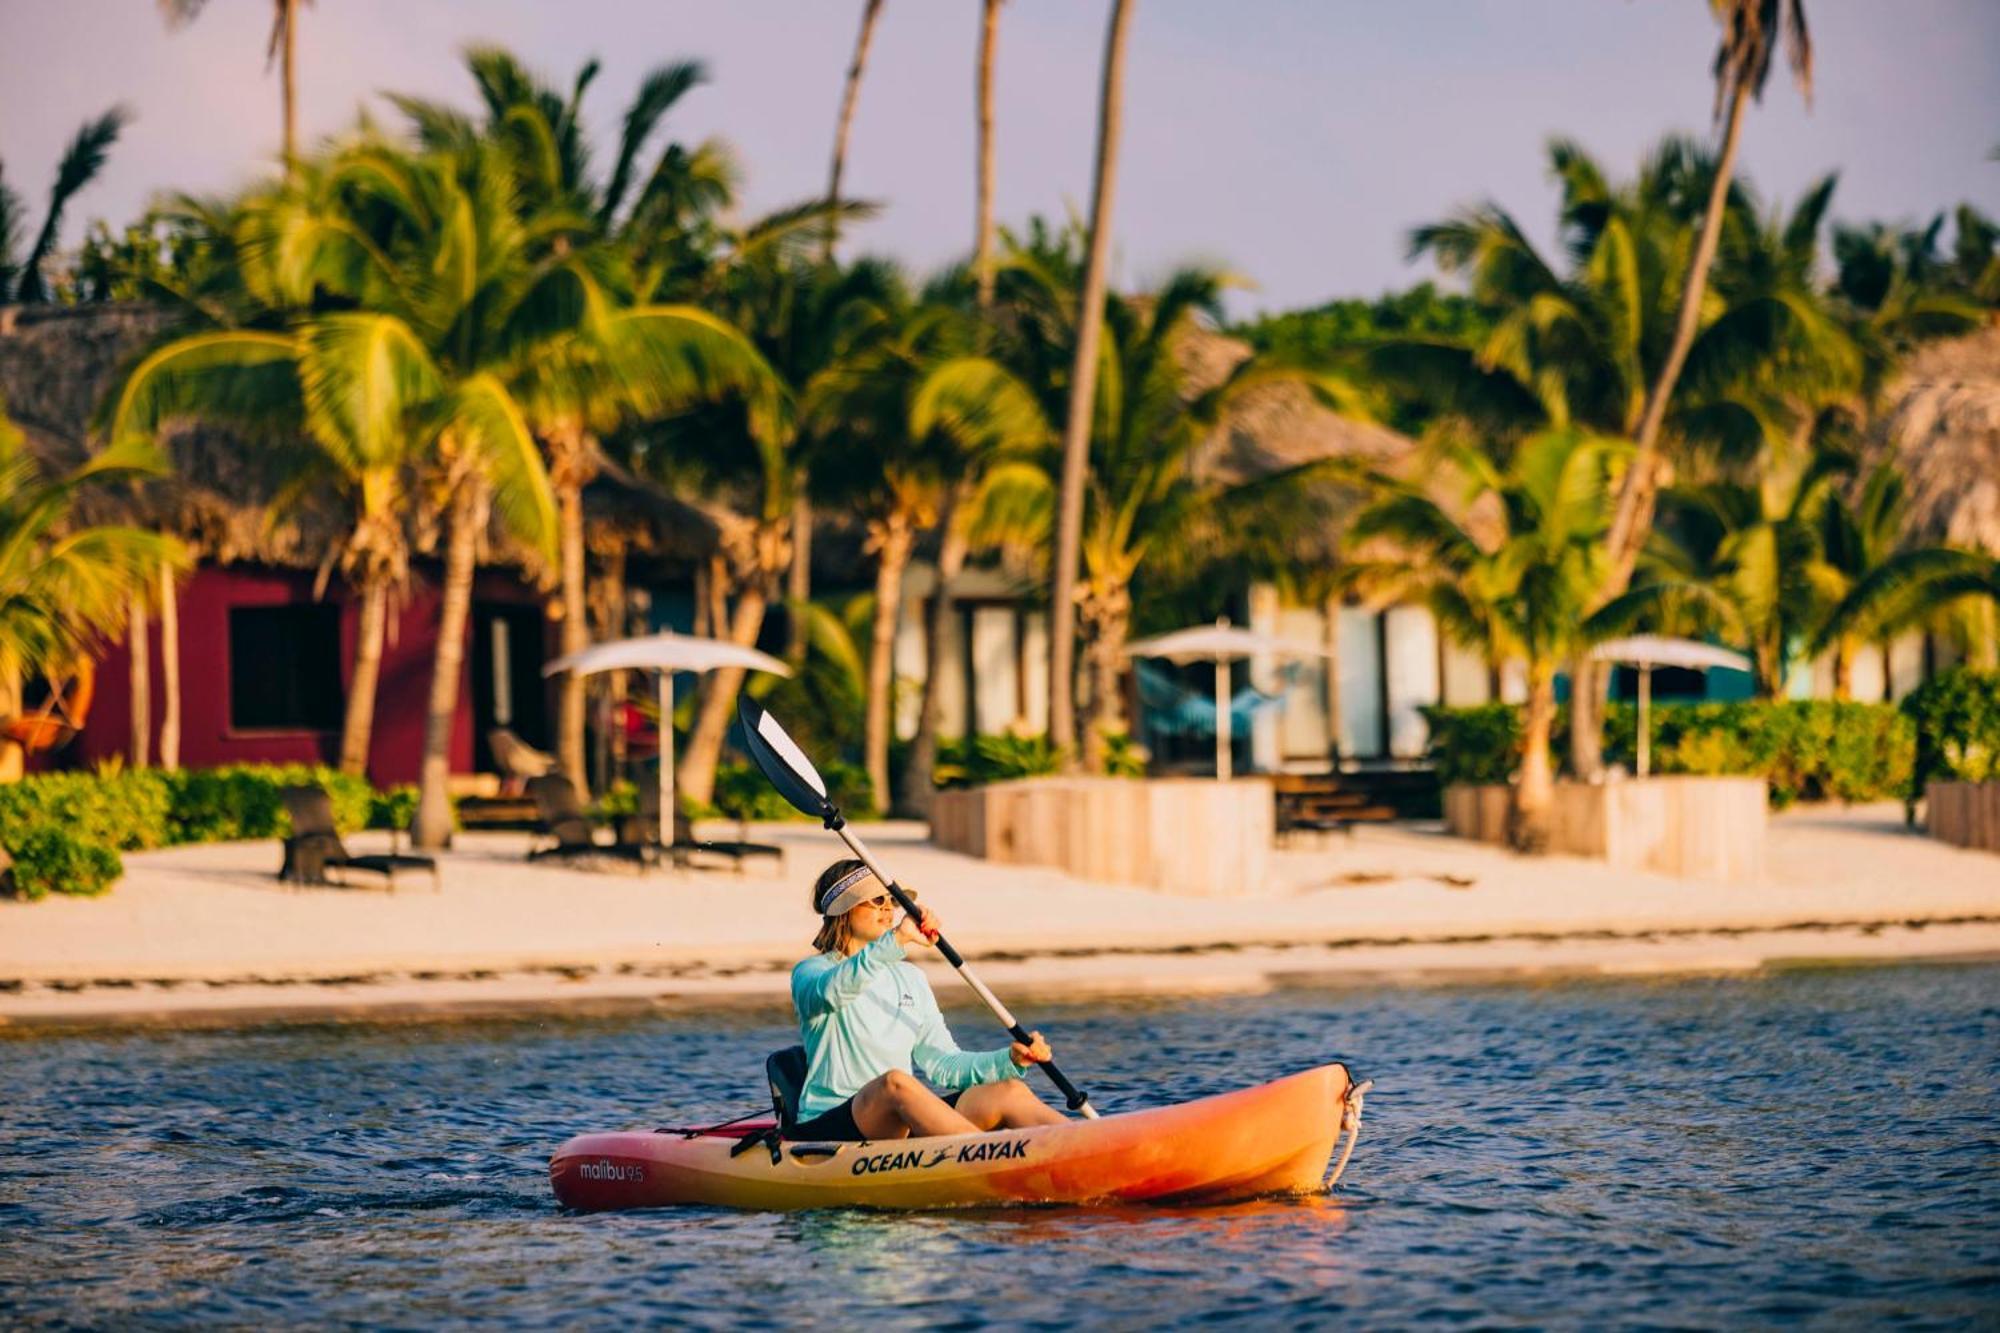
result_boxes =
[810,857,870,953]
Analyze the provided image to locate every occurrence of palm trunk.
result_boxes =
[1757,638,1786,702]
[824,0,886,262]
[898,488,971,817]
[557,468,589,796]
[1567,653,1605,780]
[0,661,21,783]
[787,491,812,662]
[414,480,483,849]
[340,576,388,777]
[1083,591,1130,774]
[1971,601,1998,670]
[864,510,914,812]
[1508,662,1558,854]
[973,0,1002,310]
[1049,0,1134,760]
[1322,591,1342,764]
[128,592,150,768]
[158,560,180,770]
[1831,637,1854,701]
[677,581,770,809]
[1580,77,1753,779]
[1604,78,1751,588]
[280,0,298,176]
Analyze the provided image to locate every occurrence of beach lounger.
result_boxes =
[526,775,652,865]
[278,785,439,892]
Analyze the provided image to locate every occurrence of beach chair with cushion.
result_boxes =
[278,785,439,892]
[487,727,557,794]
[526,775,651,865]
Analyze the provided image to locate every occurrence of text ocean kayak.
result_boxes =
[550,1062,1366,1212]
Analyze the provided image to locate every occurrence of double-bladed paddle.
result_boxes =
[736,693,1098,1119]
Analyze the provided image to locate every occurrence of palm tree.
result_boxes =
[1593,446,1850,699]
[0,108,130,303]
[810,296,1050,807]
[1399,137,1852,770]
[825,0,887,263]
[1590,0,1815,767]
[1049,0,1136,761]
[0,396,185,782]
[157,1,308,174]
[1817,547,2000,674]
[1343,431,1625,851]
[969,267,1358,771]
[397,48,775,793]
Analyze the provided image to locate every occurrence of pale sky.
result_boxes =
[3,1,1996,318]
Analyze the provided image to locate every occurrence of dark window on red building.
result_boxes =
[229,604,343,730]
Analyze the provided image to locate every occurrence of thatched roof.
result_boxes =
[1874,321,2000,555]
[0,302,721,578]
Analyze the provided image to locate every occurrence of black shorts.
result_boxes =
[790,1088,963,1142]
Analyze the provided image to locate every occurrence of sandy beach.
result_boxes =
[3,803,1995,1028]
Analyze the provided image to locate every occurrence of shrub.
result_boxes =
[0,766,173,852]
[1424,699,1914,808]
[706,757,877,822]
[1420,705,1521,787]
[1902,668,2000,795]
[5,826,122,900]
[933,733,1064,789]
[163,764,373,841]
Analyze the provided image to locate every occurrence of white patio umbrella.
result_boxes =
[543,632,790,840]
[1589,635,1751,777]
[1125,618,1333,780]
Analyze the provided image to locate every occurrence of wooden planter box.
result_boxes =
[1927,780,2000,854]
[932,777,1274,897]
[1443,776,1767,882]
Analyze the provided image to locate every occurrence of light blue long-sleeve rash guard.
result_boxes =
[791,931,1019,1120]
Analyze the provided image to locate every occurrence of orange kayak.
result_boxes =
[550,1063,1367,1212]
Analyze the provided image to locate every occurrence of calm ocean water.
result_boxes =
[2,963,1995,1329]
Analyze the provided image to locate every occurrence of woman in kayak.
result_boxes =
[790,858,1067,1141]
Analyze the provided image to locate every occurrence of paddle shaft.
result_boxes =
[827,818,1099,1120]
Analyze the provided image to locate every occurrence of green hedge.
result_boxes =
[1423,699,1915,809]
[1901,668,2000,795]
[5,827,122,901]
[705,758,877,822]
[0,762,415,901]
[931,732,1145,790]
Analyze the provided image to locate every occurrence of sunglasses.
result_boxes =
[863,890,915,910]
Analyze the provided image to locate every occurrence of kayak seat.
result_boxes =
[766,1046,808,1134]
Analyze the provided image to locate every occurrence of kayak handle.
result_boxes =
[829,821,1099,1121]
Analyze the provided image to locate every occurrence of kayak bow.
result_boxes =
[551,1063,1368,1212]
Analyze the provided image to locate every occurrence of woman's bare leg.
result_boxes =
[849,1069,982,1139]
[952,1078,1067,1129]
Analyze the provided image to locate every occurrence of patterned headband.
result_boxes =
[816,864,879,917]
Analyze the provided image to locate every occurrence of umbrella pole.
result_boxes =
[1637,665,1651,779]
[658,670,675,852]
[1215,656,1232,782]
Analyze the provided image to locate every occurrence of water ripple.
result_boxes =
[1,964,1995,1328]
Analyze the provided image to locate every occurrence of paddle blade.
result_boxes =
[736,694,834,820]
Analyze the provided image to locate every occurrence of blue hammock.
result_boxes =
[1136,660,1298,739]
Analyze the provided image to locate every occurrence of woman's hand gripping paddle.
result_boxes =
[737,694,1098,1120]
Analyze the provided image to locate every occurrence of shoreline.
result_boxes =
[6,806,1997,1032]
[5,918,1995,1034]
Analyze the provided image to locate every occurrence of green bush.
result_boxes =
[5,826,122,900]
[1420,705,1521,787]
[1902,668,2000,795]
[933,732,1064,789]
[705,757,877,822]
[162,764,373,841]
[0,766,173,852]
[1424,699,1914,808]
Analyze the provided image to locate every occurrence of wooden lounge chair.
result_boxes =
[487,727,556,795]
[278,785,439,892]
[526,775,652,865]
[626,783,784,875]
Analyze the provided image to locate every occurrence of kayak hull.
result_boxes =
[550,1062,1358,1212]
